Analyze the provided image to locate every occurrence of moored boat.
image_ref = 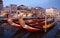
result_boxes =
[7,17,56,32]
[43,18,56,29]
[19,18,56,32]
[7,17,22,29]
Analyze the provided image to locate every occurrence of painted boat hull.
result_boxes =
[7,17,56,32]
[43,21,56,29]
[7,18,22,29]
[24,21,56,32]
[22,19,56,32]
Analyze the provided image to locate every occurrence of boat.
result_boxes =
[7,17,56,32]
[18,17,56,32]
[7,17,22,29]
[43,18,57,32]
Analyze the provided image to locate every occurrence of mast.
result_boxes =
[45,12,47,32]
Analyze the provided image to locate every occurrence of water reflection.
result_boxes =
[0,21,60,38]
[0,21,18,38]
[42,22,60,38]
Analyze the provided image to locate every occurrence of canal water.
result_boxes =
[42,22,60,38]
[0,21,60,38]
[0,20,19,38]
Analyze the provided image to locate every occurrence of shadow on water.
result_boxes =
[0,20,18,38]
[12,28,29,38]
[27,31,45,38]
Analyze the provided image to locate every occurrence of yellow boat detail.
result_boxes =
[43,21,56,29]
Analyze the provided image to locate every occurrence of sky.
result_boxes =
[3,0,60,9]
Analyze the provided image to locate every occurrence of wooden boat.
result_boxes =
[7,17,56,32]
[39,18,56,32]
[19,18,56,32]
[7,17,22,29]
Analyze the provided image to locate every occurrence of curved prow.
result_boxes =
[7,17,22,29]
[18,17,40,32]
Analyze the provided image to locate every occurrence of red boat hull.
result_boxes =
[7,18,22,29]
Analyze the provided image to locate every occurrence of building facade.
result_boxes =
[3,6,10,14]
[0,0,3,13]
[10,4,17,14]
[31,7,45,17]
[46,8,59,17]
[17,5,28,10]
[4,4,17,14]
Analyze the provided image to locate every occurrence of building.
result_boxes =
[31,7,45,17]
[46,8,59,17]
[10,4,17,14]
[17,5,29,14]
[17,5,34,17]
[3,6,10,14]
[0,0,3,13]
[3,4,17,14]
[17,5,28,10]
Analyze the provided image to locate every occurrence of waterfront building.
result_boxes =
[4,4,17,14]
[10,4,17,14]
[0,0,3,13]
[17,5,28,14]
[3,6,10,14]
[17,5,28,10]
[3,4,17,17]
[46,8,59,17]
[31,7,45,17]
[17,5,34,17]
